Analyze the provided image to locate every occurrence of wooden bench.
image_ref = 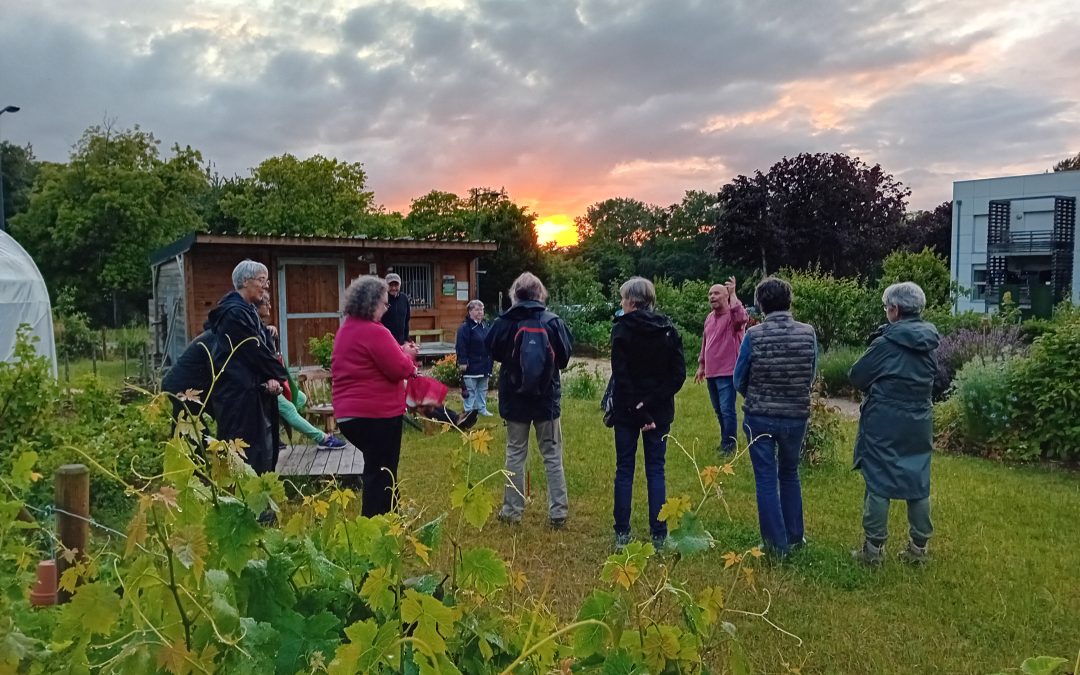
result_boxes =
[409,329,443,344]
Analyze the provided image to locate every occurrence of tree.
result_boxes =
[10,124,210,324]
[903,201,952,262]
[1052,152,1080,172]
[1,141,38,225]
[711,153,910,277]
[217,154,400,237]
[878,248,952,309]
[574,198,666,288]
[638,191,723,284]
[400,187,544,309]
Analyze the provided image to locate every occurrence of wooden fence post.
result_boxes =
[55,464,89,604]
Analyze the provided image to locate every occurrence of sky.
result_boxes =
[2,1,1079,246]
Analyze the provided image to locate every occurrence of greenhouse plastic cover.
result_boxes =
[0,231,57,375]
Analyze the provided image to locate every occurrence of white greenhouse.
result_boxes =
[0,230,57,375]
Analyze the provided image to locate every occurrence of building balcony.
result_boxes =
[987,230,1062,254]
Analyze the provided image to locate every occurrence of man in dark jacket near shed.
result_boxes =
[207,260,289,475]
[380,273,411,345]
[850,281,940,565]
[485,272,573,529]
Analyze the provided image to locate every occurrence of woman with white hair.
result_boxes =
[206,259,289,475]
[850,281,940,565]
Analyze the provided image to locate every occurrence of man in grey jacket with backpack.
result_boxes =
[485,271,574,530]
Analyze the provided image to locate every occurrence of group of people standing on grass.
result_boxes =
[617,274,939,564]
[165,259,939,565]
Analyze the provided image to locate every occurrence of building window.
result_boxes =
[391,263,433,309]
[971,265,987,301]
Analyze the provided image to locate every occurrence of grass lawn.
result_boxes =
[398,381,1080,674]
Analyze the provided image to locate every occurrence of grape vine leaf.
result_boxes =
[668,511,715,556]
[400,589,459,654]
[61,582,121,636]
[457,548,509,595]
[204,501,262,574]
[573,590,617,658]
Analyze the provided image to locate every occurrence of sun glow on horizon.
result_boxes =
[536,214,578,247]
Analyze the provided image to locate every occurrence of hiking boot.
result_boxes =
[614,531,632,553]
[318,434,347,450]
[897,540,929,565]
[851,540,885,566]
[549,517,567,531]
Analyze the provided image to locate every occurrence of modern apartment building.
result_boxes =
[951,171,1079,316]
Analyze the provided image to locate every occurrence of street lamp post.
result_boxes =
[0,105,21,233]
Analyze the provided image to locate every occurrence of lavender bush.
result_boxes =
[934,325,1026,399]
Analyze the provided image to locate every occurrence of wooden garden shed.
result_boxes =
[149,233,496,368]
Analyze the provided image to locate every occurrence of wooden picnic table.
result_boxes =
[276,444,365,476]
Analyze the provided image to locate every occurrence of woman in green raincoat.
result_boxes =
[849,282,940,565]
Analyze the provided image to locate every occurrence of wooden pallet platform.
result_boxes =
[275,443,365,476]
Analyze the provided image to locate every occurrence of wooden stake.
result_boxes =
[55,464,89,604]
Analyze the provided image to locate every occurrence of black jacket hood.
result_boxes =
[499,300,549,321]
[614,309,674,335]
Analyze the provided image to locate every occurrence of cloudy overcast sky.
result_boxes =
[3,0,1079,243]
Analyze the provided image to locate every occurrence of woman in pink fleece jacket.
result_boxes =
[332,275,419,516]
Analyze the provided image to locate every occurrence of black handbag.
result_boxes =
[600,376,615,428]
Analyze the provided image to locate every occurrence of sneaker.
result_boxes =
[456,409,479,430]
[496,512,521,526]
[851,540,885,566]
[318,435,347,450]
[549,517,567,531]
[479,410,494,417]
[614,531,632,552]
[897,540,929,565]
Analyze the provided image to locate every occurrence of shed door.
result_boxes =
[277,260,345,367]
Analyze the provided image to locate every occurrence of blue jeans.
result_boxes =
[462,376,489,413]
[613,423,669,539]
[743,414,808,553]
[706,376,738,452]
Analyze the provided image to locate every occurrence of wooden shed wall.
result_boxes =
[181,244,481,365]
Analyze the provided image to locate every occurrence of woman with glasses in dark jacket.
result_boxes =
[609,277,686,552]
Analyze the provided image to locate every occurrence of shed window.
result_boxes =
[392,263,433,309]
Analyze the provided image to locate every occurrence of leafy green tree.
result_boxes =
[217,154,400,237]
[878,248,953,309]
[639,191,723,284]
[1052,151,1080,172]
[403,190,471,238]
[10,124,209,324]
[1,141,38,225]
[575,198,666,288]
[712,153,910,277]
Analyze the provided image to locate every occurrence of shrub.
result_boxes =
[922,307,995,337]
[817,346,862,397]
[933,325,1026,399]
[307,332,334,369]
[564,363,603,400]
[1007,314,1080,460]
[112,322,149,357]
[877,248,953,309]
[802,390,846,466]
[950,356,1021,457]
[429,353,463,387]
[786,268,878,350]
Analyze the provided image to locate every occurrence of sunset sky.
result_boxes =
[3,1,1079,247]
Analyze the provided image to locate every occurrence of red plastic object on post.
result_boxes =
[30,559,57,607]
[405,376,449,409]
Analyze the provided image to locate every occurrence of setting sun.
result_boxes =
[535,214,578,247]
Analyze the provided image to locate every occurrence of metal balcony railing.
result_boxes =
[987,230,1058,254]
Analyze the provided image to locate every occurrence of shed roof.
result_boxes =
[150,232,498,266]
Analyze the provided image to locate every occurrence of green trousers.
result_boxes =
[276,390,325,444]
[862,487,933,547]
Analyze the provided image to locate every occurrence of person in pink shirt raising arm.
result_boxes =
[694,276,748,455]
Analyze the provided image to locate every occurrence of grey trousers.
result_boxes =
[500,418,569,520]
[862,488,933,546]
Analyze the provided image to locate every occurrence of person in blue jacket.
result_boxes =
[455,299,494,416]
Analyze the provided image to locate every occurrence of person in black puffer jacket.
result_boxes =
[455,299,494,416]
[610,277,686,552]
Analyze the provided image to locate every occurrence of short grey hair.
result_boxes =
[509,271,548,303]
[344,275,388,320]
[232,260,268,290]
[466,299,484,313]
[882,282,926,317]
[619,276,656,311]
